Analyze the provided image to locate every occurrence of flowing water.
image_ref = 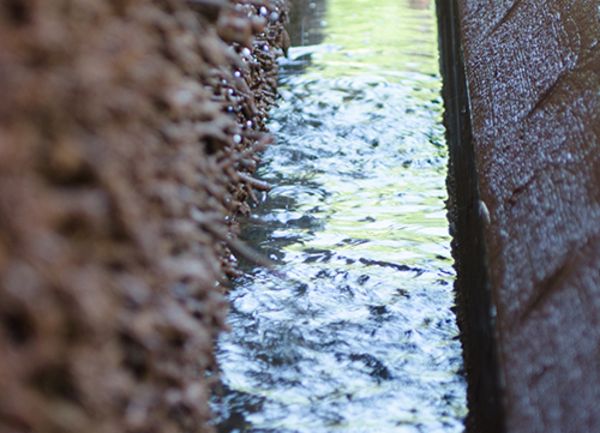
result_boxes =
[213,1,467,431]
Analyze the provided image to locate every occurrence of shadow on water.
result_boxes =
[212,0,467,432]
[287,0,328,46]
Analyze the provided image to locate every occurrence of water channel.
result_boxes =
[213,1,467,431]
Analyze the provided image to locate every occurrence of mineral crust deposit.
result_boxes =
[0,1,288,432]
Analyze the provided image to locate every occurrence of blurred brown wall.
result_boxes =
[0,1,287,432]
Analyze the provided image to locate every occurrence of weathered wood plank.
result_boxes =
[457,0,600,432]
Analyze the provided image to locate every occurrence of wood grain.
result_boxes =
[458,1,600,432]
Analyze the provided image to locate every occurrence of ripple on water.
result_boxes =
[213,1,467,432]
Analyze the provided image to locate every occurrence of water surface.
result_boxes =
[213,1,467,431]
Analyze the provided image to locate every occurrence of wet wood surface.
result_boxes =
[457,1,600,432]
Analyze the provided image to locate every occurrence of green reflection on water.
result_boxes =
[277,0,451,276]
[311,0,439,80]
[214,0,467,431]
